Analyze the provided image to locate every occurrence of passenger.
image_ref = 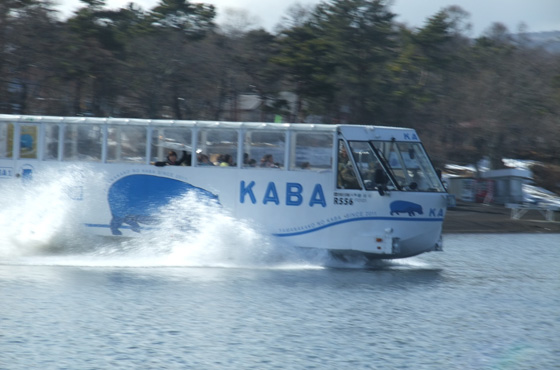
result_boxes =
[153,150,188,167]
[183,151,192,166]
[219,154,234,167]
[260,154,278,168]
[197,152,213,166]
[210,153,221,166]
[300,162,311,170]
[339,164,360,189]
[337,146,360,189]
[248,158,257,167]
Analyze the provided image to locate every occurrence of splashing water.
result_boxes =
[0,171,330,268]
[0,166,95,258]
[113,192,333,269]
[0,168,419,270]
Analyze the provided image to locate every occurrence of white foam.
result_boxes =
[108,192,332,269]
[0,166,94,258]
[0,170,407,270]
[0,176,333,269]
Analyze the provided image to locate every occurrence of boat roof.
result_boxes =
[0,114,419,141]
[0,114,332,130]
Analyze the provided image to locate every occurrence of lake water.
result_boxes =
[1,229,558,369]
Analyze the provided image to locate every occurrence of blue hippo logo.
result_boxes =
[390,201,423,216]
[108,174,218,235]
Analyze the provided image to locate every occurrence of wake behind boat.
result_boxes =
[0,114,453,259]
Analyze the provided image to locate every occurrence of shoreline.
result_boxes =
[443,201,560,234]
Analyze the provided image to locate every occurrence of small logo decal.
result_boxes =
[390,201,423,216]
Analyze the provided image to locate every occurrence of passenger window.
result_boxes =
[243,131,285,168]
[151,128,192,165]
[197,129,238,167]
[107,126,147,163]
[44,124,59,160]
[63,124,102,161]
[290,132,333,171]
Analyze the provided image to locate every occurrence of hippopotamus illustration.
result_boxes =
[108,174,218,235]
[390,200,423,216]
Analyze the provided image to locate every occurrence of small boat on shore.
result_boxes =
[0,114,453,259]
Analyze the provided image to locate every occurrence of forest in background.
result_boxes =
[1,0,559,180]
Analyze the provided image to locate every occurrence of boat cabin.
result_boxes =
[0,115,445,195]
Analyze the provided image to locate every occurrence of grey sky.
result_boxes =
[55,0,560,36]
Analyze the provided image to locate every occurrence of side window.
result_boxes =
[290,132,333,171]
[197,129,237,167]
[151,128,192,165]
[337,140,361,190]
[107,126,147,163]
[44,124,59,160]
[63,124,102,161]
[243,131,285,168]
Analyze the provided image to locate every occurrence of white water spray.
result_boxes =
[0,171,331,268]
[113,192,332,268]
[0,169,411,269]
[0,166,97,257]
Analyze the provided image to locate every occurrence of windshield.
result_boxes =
[371,140,445,192]
[346,141,397,192]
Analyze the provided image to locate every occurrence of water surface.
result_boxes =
[1,233,558,369]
